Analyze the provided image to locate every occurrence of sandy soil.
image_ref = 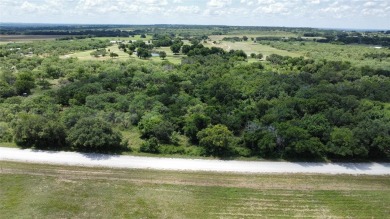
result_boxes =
[1,147,389,175]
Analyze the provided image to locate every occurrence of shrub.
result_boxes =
[139,137,159,153]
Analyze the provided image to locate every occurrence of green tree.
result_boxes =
[110,52,119,58]
[197,124,233,156]
[170,43,181,54]
[0,81,16,98]
[0,122,13,142]
[183,105,211,144]
[181,45,191,54]
[138,112,174,143]
[61,106,96,128]
[159,51,167,60]
[12,113,66,149]
[328,127,365,157]
[14,72,35,95]
[140,137,159,153]
[67,117,123,151]
[137,48,151,59]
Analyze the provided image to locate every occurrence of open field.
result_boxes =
[1,161,389,218]
[63,45,184,64]
[204,40,303,58]
[0,35,65,43]
[93,35,153,41]
[62,45,130,61]
[265,41,390,69]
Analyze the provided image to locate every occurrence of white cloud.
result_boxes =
[254,2,289,14]
[307,0,320,4]
[207,0,232,8]
[173,6,201,14]
[0,0,388,29]
[19,0,61,14]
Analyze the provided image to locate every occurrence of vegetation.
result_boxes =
[0,24,389,161]
[1,161,389,218]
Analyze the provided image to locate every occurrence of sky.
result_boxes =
[0,0,389,29]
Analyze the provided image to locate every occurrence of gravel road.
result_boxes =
[1,147,389,175]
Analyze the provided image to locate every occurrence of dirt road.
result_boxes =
[1,147,389,175]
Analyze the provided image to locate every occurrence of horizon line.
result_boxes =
[0,22,388,32]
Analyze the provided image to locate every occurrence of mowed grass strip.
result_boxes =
[1,161,389,218]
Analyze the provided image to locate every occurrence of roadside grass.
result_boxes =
[0,161,389,218]
[0,142,17,148]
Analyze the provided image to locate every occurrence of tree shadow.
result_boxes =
[336,162,390,171]
[80,152,120,161]
[78,146,130,160]
[294,162,326,167]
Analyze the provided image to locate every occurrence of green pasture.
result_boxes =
[265,41,390,69]
[1,161,389,218]
[204,40,303,58]
[63,44,183,64]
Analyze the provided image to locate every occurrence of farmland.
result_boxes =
[1,161,389,218]
[0,35,65,43]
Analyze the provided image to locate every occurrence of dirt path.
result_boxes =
[1,147,389,175]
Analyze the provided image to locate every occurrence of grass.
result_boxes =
[93,35,153,41]
[265,41,390,69]
[207,31,298,41]
[0,142,17,148]
[0,35,64,43]
[0,161,389,218]
[63,44,183,64]
[204,40,302,58]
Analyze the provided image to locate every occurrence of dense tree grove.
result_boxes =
[0,30,389,160]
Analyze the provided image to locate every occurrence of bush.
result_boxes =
[138,113,174,143]
[0,122,13,142]
[139,137,159,153]
[12,113,66,149]
[197,124,234,156]
[67,117,123,152]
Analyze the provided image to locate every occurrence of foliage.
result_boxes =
[138,112,174,143]
[14,72,35,95]
[90,49,107,57]
[159,51,167,59]
[12,113,66,149]
[139,137,159,153]
[0,26,389,159]
[197,124,234,156]
[67,117,123,151]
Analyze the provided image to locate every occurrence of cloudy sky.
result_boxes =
[0,0,389,29]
